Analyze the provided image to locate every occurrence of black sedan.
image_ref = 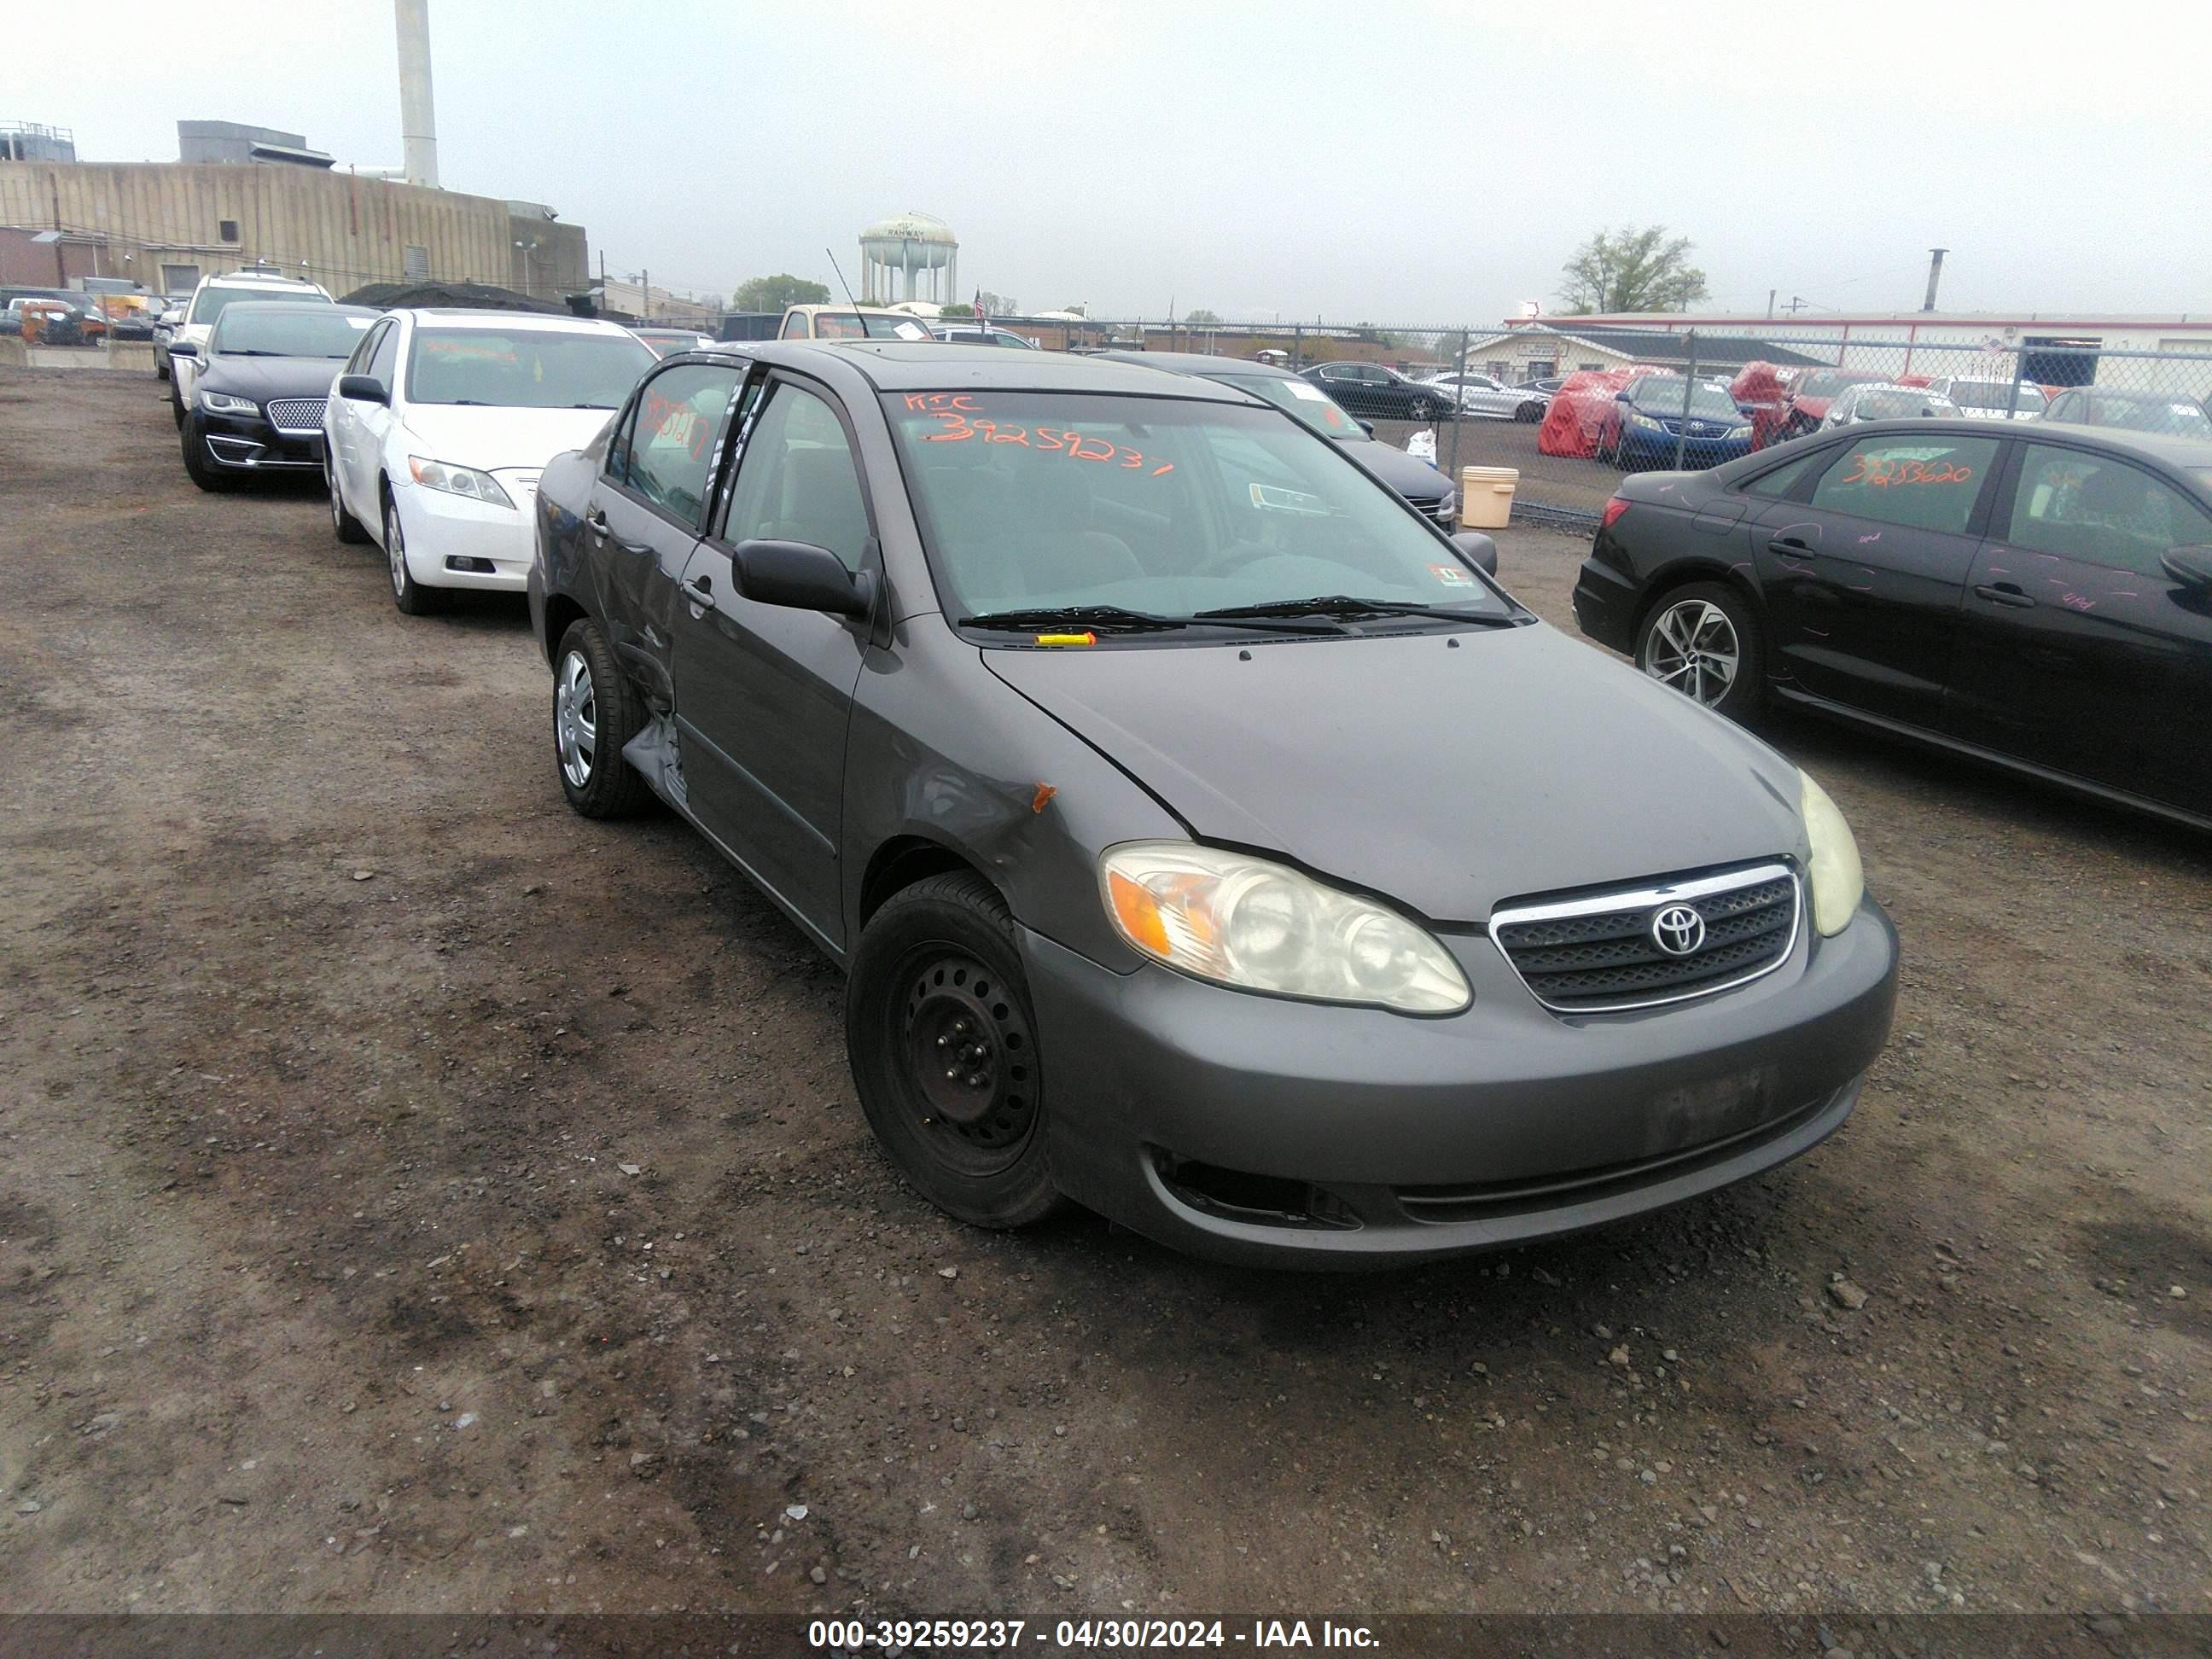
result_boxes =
[1097,351,1470,541]
[527,341,1895,1266]
[1574,419,2212,828]
[1301,361,1455,422]
[175,302,380,491]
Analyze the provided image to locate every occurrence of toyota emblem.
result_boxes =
[1650,904,1706,957]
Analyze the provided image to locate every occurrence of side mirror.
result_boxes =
[1356,419,1377,438]
[2162,544,2212,590]
[167,341,199,360]
[337,374,388,405]
[733,538,876,618]
[1451,530,1499,577]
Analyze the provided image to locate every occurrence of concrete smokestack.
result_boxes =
[396,0,439,189]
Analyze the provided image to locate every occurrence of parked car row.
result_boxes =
[149,313,1904,1268]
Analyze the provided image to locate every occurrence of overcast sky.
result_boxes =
[27,0,2212,322]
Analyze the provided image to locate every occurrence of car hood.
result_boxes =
[985,622,1807,922]
[1342,439,1449,501]
[396,404,619,472]
[197,356,353,402]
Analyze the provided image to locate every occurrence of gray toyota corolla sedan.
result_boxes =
[527,342,1897,1267]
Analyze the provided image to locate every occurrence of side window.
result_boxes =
[1740,445,1829,499]
[780,312,809,340]
[2003,445,2212,576]
[367,323,400,387]
[719,382,872,573]
[1807,434,2000,534]
[2045,391,2081,423]
[346,321,386,375]
[620,364,742,527]
[605,395,641,483]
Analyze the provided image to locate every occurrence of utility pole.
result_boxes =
[1767,288,1776,319]
[1922,247,1948,313]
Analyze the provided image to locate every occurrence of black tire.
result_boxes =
[847,872,1064,1230]
[1412,398,1439,422]
[1516,399,1545,422]
[155,356,170,383]
[171,381,185,428]
[325,454,369,544]
[551,618,653,818]
[179,414,236,492]
[382,492,442,615]
[1634,580,1765,722]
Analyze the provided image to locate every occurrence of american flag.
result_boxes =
[975,289,987,327]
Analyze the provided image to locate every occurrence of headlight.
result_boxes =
[1800,771,1864,936]
[1726,424,1751,441]
[408,456,516,509]
[1100,842,1470,1014]
[1628,410,1662,428]
[197,391,259,416]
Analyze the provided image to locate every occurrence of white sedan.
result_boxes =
[323,310,656,614]
[1819,383,1963,429]
[1421,371,1550,422]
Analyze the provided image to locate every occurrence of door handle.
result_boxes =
[585,507,609,537]
[689,573,711,596]
[1973,583,2037,609]
[1767,535,1816,556]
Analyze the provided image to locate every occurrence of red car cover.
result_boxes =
[1538,368,1635,457]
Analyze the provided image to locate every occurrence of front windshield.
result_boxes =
[1947,380,2046,412]
[815,311,934,341]
[213,306,374,358]
[884,390,1508,627]
[189,285,326,326]
[1210,373,1369,442]
[405,328,655,409]
[1631,379,1741,419]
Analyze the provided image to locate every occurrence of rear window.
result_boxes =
[1946,380,2046,412]
[189,284,326,326]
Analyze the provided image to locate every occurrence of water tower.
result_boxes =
[859,212,958,306]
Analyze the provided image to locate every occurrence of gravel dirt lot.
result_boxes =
[3,369,2209,1626]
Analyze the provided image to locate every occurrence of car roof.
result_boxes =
[2053,387,2202,406]
[201,271,323,289]
[217,300,378,321]
[690,340,1261,401]
[1095,350,1295,380]
[398,308,639,335]
[1816,416,2212,468]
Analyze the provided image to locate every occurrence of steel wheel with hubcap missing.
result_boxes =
[847,872,1062,1229]
[1635,581,1764,720]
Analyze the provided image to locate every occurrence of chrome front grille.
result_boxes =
[1490,863,1799,1013]
[265,398,326,434]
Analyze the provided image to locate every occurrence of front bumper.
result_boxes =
[390,474,539,592]
[1619,428,1753,469]
[195,409,324,473]
[1023,893,1897,1267]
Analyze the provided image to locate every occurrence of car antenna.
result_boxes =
[826,249,862,312]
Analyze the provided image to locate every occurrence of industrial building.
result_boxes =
[1,3,585,303]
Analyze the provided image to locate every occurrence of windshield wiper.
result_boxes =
[222,348,289,357]
[1196,594,1522,627]
[571,402,618,409]
[958,604,1342,637]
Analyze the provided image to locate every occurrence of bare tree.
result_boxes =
[1557,227,1709,315]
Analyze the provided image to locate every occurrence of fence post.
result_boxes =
[1674,330,1698,471]
[1291,323,1302,372]
[2006,346,2029,420]
[1447,328,1468,485]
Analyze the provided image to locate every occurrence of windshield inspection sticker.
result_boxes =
[1249,482,1329,515]
[1284,381,1330,401]
[1429,562,1476,586]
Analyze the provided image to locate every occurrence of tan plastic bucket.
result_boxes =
[1459,465,1518,530]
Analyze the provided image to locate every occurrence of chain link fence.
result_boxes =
[992,318,2212,531]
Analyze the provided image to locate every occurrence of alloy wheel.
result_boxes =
[899,948,1037,1171]
[1643,598,1740,707]
[555,650,597,790]
[326,460,345,533]
[386,503,407,598]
